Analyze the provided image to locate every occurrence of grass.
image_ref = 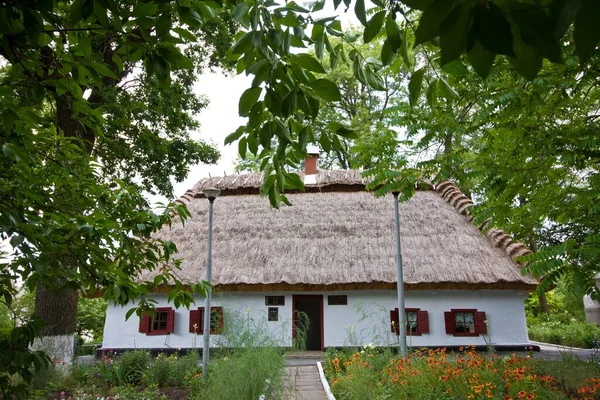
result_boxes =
[323,345,600,400]
[531,359,600,398]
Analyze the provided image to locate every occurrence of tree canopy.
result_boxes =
[1,0,600,397]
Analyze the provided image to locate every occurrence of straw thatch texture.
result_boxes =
[144,172,537,290]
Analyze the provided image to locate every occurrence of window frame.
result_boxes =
[327,295,348,306]
[189,306,224,334]
[265,296,285,306]
[268,307,279,321]
[390,308,429,336]
[444,309,487,337]
[139,307,175,336]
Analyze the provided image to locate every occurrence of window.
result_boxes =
[139,307,175,335]
[189,306,224,334]
[390,308,429,336]
[268,307,279,321]
[444,309,487,336]
[327,295,347,305]
[265,296,285,306]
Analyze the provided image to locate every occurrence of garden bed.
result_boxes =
[30,347,286,400]
[323,345,600,399]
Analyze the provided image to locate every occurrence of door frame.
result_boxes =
[292,294,324,351]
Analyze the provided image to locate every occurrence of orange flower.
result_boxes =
[517,391,526,398]
[526,394,536,400]
[504,396,512,400]
[578,386,590,394]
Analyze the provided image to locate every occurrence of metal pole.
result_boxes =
[202,197,215,379]
[393,192,407,358]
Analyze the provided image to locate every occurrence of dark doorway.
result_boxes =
[293,295,323,351]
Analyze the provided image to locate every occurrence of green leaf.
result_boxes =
[441,60,469,75]
[414,0,462,46]
[319,132,331,152]
[238,136,247,159]
[292,54,326,73]
[355,0,367,26]
[365,67,386,91]
[133,2,159,18]
[381,39,397,66]
[426,79,437,108]
[509,37,542,80]
[178,6,202,28]
[408,68,425,107]
[385,13,402,51]
[278,13,301,27]
[467,40,495,78]
[281,90,297,117]
[397,31,411,66]
[247,131,259,155]
[473,2,513,57]
[275,119,293,144]
[225,126,246,145]
[574,1,600,64]
[308,79,341,101]
[352,57,367,86]
[258,123,272,148]
[439,2,472,65]
[438,77,458,100]
[400,0,432,10]
[284,172,305,191]
[93,63,118,79]
[315,31,325,60]
[239,87,262,117]
[364,11,386,44]
[232,1,251,23]
[153,57,170,81]
[328,121,358,139]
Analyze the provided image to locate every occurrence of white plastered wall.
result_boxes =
[102,289,530,350]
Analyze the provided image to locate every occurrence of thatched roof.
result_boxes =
[144,171,537,291]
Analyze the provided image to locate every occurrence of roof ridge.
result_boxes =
[434,180,533,264]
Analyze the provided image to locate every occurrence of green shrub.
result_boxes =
[150,353,171,387]
[193,347,285,400]
[171,350,199,386]
[528,315,600,348]
[113,350,151,385]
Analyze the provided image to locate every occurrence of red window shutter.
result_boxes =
[189,310,200,333]
[390,308,399,335]
[475,311,487,335]
[166,308,175,334]
[417,310,429,334]
[444,311,455,334]
[139,313,151,333]
[211,307,224,334]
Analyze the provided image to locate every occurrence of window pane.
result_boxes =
[268,307,278,321]
[406,311,418,332]
[455,312,475,333]
[152,311,168,331]
[328,295,347,305]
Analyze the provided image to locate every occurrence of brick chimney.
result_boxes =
[304,145,319,184]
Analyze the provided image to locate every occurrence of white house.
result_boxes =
[102,164,539,353]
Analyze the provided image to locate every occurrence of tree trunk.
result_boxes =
[527,232,550,315]
[33,80,97,366]
[538,291,550,315]
[32,279,78,369]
